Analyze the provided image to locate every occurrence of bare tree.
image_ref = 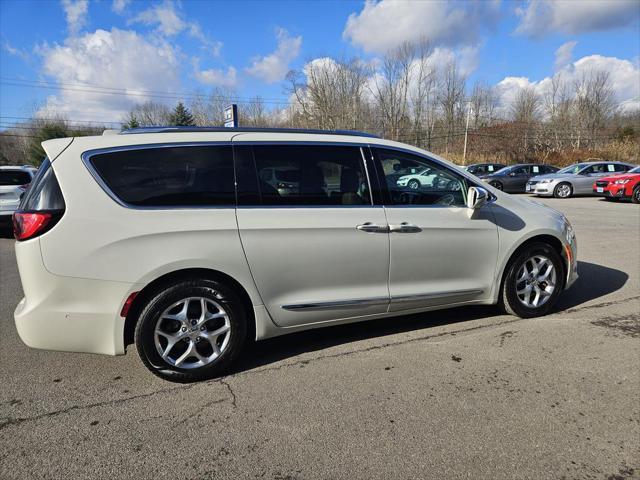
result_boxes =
[573,70,616,148]
[288,57,372,131]
[469,81,498,128]
[189,88,236,126]
[129,101,172,126]
[408,41,436,147]
[438,60,466,152]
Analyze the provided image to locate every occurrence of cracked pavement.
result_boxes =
[0,197,638,480]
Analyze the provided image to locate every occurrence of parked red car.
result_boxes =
[593,165,640,203]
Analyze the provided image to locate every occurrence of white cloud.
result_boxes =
[61,0,88,35]
[2,41,30,61]
[193,62,238,88]
[554,40,577,71]
[495,54,640,114]
[343,0,500,53]
[246,28,302,84]
[129,0,222,54]
[130,0,186,36]
[111,0,130,14]
[37,28,181,120]
[516,0,640,37]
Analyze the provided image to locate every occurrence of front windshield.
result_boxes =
[558,163,588,174]
[629,166,640,173]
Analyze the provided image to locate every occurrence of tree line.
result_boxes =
[1,40,637,166]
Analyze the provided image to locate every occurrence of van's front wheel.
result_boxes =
[500,242,564,318]
[135,279,247,382]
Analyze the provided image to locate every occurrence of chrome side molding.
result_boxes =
[282,289,483,311]
[391,289,483,303]
[282,297,389,311]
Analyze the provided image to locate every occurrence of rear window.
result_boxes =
[88,145,235,207]
[0,170,31,186]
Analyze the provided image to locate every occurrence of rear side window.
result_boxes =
[0,170,31,186]
[88,145,234,207]
[20,159,65,211]
[249,145,371,206]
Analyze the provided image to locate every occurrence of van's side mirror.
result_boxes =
[467,186,488,210]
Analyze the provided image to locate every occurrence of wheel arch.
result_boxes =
[123,268,257,349]
[494,233,566,303]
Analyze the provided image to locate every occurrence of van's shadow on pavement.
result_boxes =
[232,260,627,374]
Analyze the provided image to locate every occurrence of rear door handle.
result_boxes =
[389,222,422,233]
[356,222,389,233]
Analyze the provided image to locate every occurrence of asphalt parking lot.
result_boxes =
[0,196,638,480]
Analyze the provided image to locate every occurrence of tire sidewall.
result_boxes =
[632,186,640,204]
[502,243,565,318]
[554,182,572,198]
[491,181,503,191]
[135,279,247,382]
[408,179,420,189]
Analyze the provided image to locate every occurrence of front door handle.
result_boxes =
[389,222,422,233]
[356,222,389,233]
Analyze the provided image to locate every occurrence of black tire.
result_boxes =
[135,278,248,382]
[553,182,572,198]
[499,242,565,318]
[408,179,420,190]
[490,181,503,191]
[632,186,640,204]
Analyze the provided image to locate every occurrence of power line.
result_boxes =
[0,78,292,105]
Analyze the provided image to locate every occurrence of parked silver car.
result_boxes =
[0,165,37,220]
[527,161,635,198]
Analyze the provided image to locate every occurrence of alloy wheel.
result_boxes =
[556,184,571,198]
[515,255,557,309]
[153,296,231,369]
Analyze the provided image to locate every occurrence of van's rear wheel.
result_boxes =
[135,279,247,382]
[500,242,564,318]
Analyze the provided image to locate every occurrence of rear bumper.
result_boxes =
[14,239,141,355]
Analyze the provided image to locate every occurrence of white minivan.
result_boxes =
[13,127,578,381]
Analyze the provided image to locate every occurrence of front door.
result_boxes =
[233,140,390,327]
[371,147,499,311]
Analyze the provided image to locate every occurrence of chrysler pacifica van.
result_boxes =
[13,127,578,381]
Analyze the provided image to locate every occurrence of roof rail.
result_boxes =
[119,126,379,138]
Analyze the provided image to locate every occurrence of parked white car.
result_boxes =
[13,127,578,381]
[396,168,438,189]
[0,165,37,219]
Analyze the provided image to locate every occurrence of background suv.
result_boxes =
[0,165,37,221]
[482,163,559,193]
[527,161,634,198]
[13,127,578,382]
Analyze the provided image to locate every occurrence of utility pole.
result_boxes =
[463,102,471,164]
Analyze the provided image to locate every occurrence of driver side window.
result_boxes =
[373,148,468,207]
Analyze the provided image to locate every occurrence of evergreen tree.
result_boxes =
[170,102,195,126]
[122,112,140,130]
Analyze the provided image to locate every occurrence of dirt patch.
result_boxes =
[591,314,640,338]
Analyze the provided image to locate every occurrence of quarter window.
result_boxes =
[374,148,467,207]
[249,145,371,206]
[88,145,235,207]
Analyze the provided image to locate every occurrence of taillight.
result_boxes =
[13,158,65,241]
[13,212,53,241]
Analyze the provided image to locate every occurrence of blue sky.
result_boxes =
[1,0,639,126]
